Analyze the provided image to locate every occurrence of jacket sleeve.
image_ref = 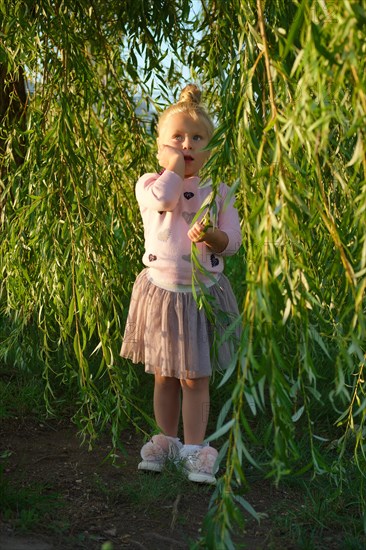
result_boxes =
[217,183,242,256]
[136,171,183,211]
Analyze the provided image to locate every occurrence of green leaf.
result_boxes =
[291,405,304,423]
[233,495,266,522]
[205,419,235,442]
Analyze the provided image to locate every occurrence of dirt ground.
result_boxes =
[0,417,345,550]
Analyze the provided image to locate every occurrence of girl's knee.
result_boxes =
[181,377,210,391]
[155,374,180,388]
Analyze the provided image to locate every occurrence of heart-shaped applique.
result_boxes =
[183,191,194,200]
[181,254,191,262]
[148,254,157,262]
[210,254,219,267]
[157,229,171,242]
[182,211,196,224]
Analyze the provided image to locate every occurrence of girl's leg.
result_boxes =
[154,373,181,437]
[181,377,210,444]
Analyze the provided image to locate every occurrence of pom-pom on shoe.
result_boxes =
[138,434,182,473]
[181,445,218,484]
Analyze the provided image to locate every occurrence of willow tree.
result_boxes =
[189,0,366,546]
[0,0,192,438]
[1,0,365,547]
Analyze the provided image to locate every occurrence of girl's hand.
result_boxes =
[187,223,229,254]
[187,221,208,243]
[157,144,185,178]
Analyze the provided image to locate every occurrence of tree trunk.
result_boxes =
[0,64,27,167]
[0,64,27,221]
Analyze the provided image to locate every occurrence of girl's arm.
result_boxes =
[136,145,186,211]
[136,170,183,211]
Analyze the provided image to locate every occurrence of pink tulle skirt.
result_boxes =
[120,268,241,379]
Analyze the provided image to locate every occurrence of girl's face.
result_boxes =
[157,112,211,177]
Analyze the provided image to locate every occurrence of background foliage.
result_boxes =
[1,0,365,546]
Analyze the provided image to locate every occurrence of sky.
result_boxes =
[134,0,202,105]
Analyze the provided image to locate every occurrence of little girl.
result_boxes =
[120,84,241,484]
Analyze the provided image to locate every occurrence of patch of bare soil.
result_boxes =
[0,418,301,549]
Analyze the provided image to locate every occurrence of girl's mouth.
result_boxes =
[184,155,194,161]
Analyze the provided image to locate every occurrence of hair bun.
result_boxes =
[178,84,201,105]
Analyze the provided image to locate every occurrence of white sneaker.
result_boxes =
[180,445,218,484]
[138,434,182,473]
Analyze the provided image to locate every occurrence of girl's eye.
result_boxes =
[173,135,183,142]
[193,135,202,141]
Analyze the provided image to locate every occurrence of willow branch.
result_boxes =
[257,0,277,121]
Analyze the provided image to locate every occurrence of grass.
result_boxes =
[1,365,366,549]
[0,365,67,536]
[267,474,366,550]
[0,373,47,420]
[93,459,212,513]
[0,461,62,533]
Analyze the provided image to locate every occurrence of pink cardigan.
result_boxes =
[136,170,242,285]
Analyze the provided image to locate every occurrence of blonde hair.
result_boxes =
[157,84,214,138]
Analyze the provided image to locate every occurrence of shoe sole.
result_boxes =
[138,460,164,473]
[187,471,217,485]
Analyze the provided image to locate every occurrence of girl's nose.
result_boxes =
[182,136,192,149]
